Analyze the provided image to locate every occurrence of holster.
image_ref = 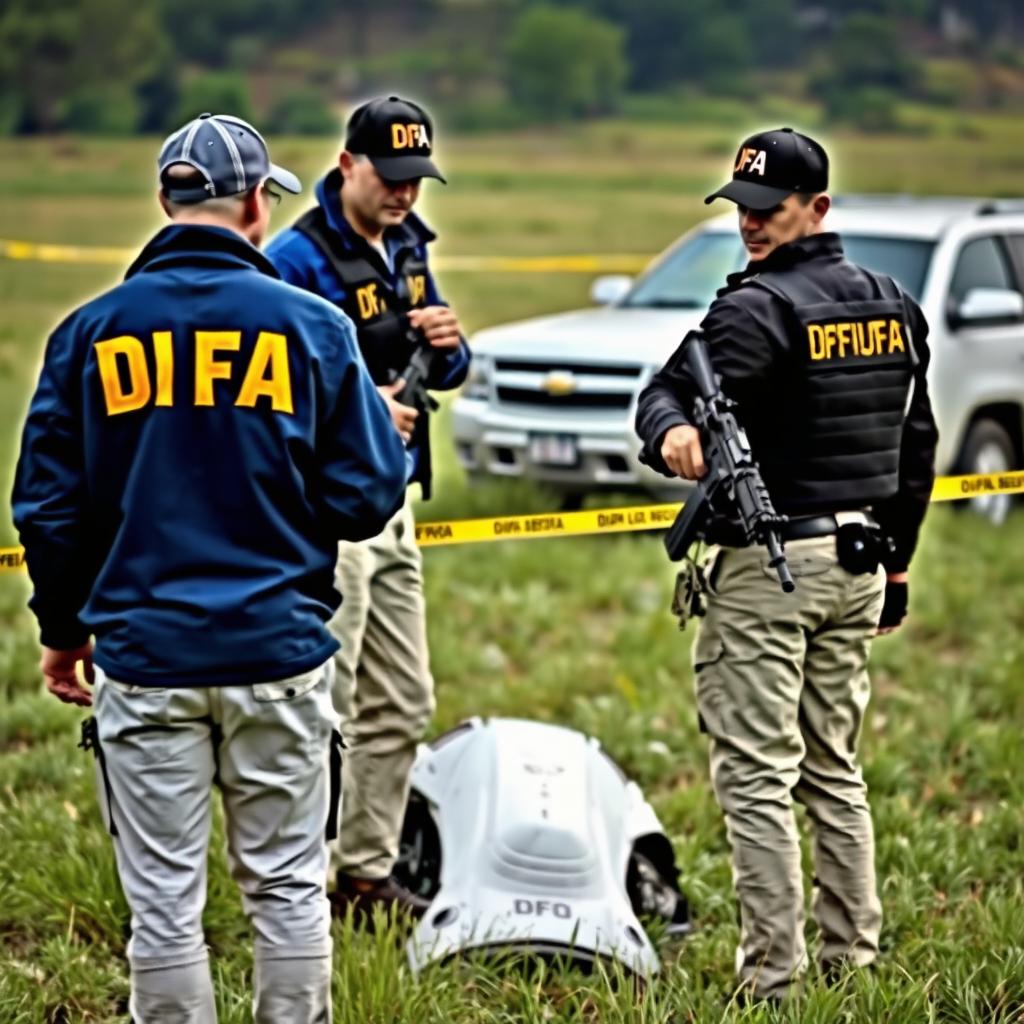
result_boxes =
[79,716,118,837]
[835,523,893,576]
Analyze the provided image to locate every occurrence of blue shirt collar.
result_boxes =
[314,168,437,258]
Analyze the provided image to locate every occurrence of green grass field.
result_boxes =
[2,114,1024,1022]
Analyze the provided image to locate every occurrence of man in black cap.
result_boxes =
[267,96,470,926]
[636,128,938,1001]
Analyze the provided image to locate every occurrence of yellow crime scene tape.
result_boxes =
[0,238,649,274]
[1,471,1022,571]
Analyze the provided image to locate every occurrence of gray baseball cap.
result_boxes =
[158,113,302,203]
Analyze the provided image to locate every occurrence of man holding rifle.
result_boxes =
[267,96,470,924]
[636,128,938,1003]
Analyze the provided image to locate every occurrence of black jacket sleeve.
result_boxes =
[634,354,692,477]
[634,292,779,476]
[873,297,939,573]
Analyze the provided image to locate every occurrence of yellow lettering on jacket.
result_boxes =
[153,330,174,406]
[807,324,825,360]
[407,274,427,305]
[96,336,151,415]
[96,330,295,414]
[888,319,906,353]
[807,318,909,362]
[195,331,241,406]
[236,332,293,414]
[356,283,381,319]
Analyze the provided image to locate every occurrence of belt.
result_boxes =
[782,511,877,542]
[710,511,876,547]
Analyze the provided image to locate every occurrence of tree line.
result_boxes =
[0,0,1020,135]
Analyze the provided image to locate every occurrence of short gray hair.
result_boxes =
[161,163,251,217]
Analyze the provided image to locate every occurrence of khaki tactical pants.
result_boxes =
[329,497,435,879]
[692,535,885,999]
[92,662,338,1024]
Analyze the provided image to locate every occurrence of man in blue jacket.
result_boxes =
[267,96,470,923]
[11,113,408,1023]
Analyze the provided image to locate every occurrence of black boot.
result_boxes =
[329,872,430,930]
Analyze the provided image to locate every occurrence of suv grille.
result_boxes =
[493,360,643,411]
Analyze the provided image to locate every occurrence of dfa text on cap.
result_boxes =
[704,127,828,212]
[345,96,446,184]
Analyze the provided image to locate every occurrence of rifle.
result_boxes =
[663,331,795,594]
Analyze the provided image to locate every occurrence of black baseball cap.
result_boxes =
[345,96,446,184]
[704,127,828,211]
[158,113,301,204]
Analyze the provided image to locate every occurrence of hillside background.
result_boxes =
[2,0,1024,138]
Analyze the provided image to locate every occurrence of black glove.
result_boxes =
[878,580,908,630]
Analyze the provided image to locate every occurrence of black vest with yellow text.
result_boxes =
[745,265,916,514]
[294,206,432,385]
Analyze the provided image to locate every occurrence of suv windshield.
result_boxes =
[842,235,934,301]
[622,232,743,309]
[621,230,935,308]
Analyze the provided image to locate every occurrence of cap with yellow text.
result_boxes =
[704,127,828,211]
[345,95,446,184]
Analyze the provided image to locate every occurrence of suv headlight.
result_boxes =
[463,356,493,400]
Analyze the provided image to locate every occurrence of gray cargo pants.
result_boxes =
[692,534,886,999]
[92,661,338,1024]
[329,498,435,879]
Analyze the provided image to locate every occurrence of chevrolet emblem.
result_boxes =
[541,371,577,397]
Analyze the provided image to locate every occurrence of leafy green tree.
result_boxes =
[814,12,923,122]
[175,72,254,127]
[63,85,140,136]
[0,0,167,132]
[267,88,339,136]
[161,0,336,66]
[505,5,627,119]
[562,0,797,90]
[829,12,921,91]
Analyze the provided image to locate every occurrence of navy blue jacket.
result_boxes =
[12,224,408,685]
[266,171,470,497]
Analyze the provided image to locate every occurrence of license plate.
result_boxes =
[529,434,578,466]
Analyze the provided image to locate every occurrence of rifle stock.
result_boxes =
[664,482,709,561]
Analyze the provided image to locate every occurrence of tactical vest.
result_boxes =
[294,206,432,385]
[745,265,917,513]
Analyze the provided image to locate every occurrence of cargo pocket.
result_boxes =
[703,548,726,597]
[692,632,727,737]
[325,730,345,842]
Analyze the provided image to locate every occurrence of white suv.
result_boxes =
[452,198,1024,522]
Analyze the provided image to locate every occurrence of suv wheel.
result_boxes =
[955,419,1016,525]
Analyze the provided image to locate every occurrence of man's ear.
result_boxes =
[339,150,355,180]
[158,189,172,219]
[241,185,262,228]
[811,193,831,223]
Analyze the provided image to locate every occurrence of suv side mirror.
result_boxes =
[951,287,1024,328]
[590,275,633,306]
